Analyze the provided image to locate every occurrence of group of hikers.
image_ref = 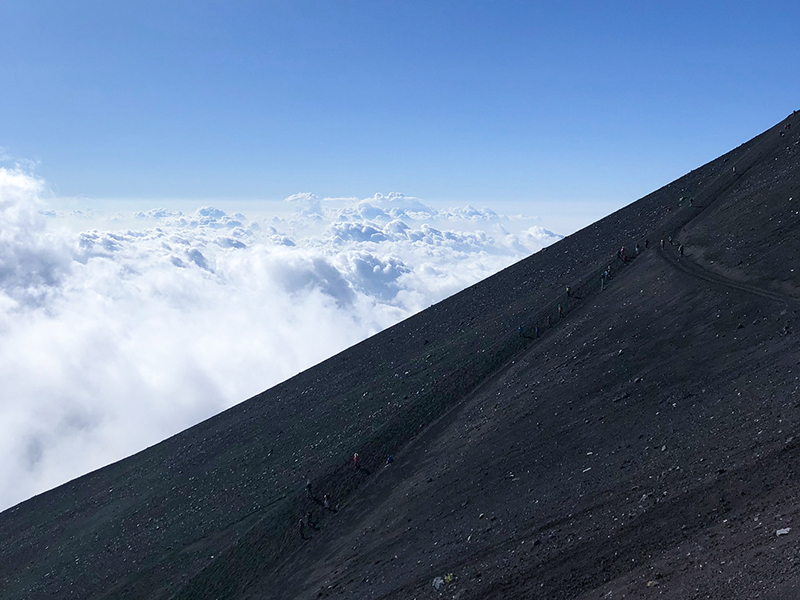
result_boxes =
[519,209,691,342]
[298,477,338,539]
[517,245,635,341]
[297,196,697,541]
[660,235,685,256]
[298,451,394,539]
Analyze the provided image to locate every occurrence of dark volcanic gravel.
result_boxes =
[1,111,800,600]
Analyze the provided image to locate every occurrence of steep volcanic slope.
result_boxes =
[0,111,797,600]
[240,113,800,600]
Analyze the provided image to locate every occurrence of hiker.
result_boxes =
[660,239,665,250]
[353,452,360,469]
[546,315,551,328]
[386,455,394,466]
[306,478,313,499]
[668,235,673,246]
[679,244,684,256]
[518,325,524,337]
[644,239,649,249]
[323,494,331,511]
[601,268,610,291]
[565,286,571,298]
[689,198,693,207]
[635,243,640,256]
[534,325,540,338]
[558,304,564,318]
[299,519,306,539]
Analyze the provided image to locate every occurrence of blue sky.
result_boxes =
[3,0,798,233]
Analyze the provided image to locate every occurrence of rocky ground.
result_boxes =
[1,110,799,599]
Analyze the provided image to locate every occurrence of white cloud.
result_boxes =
[0,170,562,511]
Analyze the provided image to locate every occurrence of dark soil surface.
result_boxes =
[1,110,799,600]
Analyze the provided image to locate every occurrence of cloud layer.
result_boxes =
[0,171,561,510]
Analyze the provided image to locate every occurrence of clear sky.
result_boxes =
[2,0,798,233]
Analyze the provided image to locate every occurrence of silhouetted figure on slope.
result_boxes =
[299,519,307,540]
[323,493,338,513]
[353,452,370,474]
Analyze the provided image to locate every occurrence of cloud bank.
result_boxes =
[0,171,561,511]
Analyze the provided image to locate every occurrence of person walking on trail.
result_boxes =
[679,244,685,256]
[634,243,640,256]
[546,315,552,328]
[299,519,307,539]
[660,239,665,250]
[306,478,313,499]
[565,286,571,298]
[645,239,649,249]
[534,325,540,338]
[353,452,360,469]
[558,304,564,318]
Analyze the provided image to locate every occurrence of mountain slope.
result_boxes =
[1,111,798,600]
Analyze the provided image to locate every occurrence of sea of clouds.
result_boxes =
[0,167,561,511]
